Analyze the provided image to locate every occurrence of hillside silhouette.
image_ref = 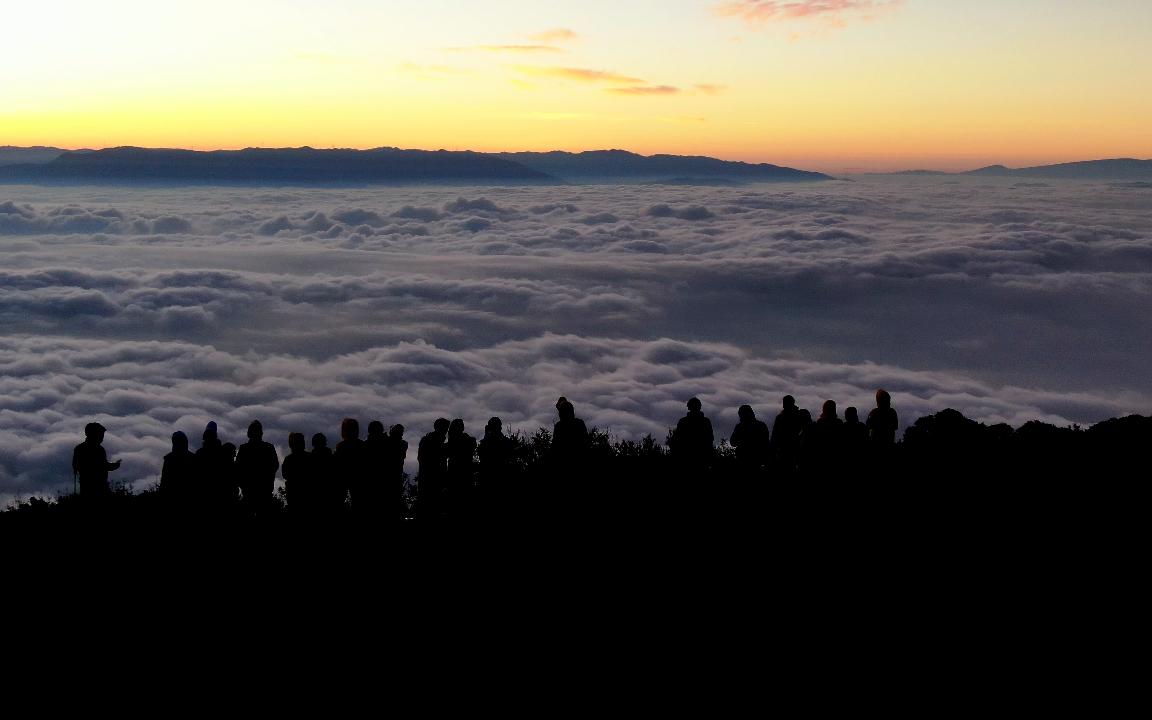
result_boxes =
[6,397,1148,530]
[0,146,830,185]
[496,149,829,183]
[0,147,555,185]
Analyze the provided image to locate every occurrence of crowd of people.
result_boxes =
[69,390,900,519]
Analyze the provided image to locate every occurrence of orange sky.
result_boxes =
[4,0,1150,172]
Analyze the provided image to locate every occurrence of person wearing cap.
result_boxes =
[72,422,121,498]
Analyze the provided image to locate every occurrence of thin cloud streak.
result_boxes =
[449,44,563,53]
[515,66,646,84]
[717,0,903,25]
[529,28,580,43]
[609,85,681,96]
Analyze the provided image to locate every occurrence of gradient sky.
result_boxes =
[3,0,1151,171]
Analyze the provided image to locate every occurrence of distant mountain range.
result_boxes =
[4,146,1147,184]
[0,146,72,166]
[885,158,1152,180]
[0,146,829,185]
[495,149,827,183]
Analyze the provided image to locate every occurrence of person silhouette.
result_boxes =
[417,418,450,519]
[552,400,589,462]
[196,421,234,511]
[478,416,514,515]
[72,422,120,499]
[867,390,899,447]
[219,441,239,515]
[310,432,341,514]
[236,420,280,518]
[336,418,370,515]
[550,400,590,515]
[384,424,409,518]
[772,396,803,477]
[843,406,869,459]
[160,430,196,509]
[730,405,771,477]
[671,397,715,475]
[282,432,312,514]
[805,400,844,476]
[796,408,814,474]
[363,420,388,513]
[446,419,477,516]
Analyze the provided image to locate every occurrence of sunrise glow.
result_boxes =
[4,0,1151,172]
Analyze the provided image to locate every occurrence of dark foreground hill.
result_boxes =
[4,409,1148,530]
[0,145,831,186]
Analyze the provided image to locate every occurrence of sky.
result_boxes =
[3,0,1151,172]
[2,177,1151,498]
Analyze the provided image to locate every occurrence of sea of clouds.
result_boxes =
[2,177,1150,498]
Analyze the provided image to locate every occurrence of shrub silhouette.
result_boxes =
[4,409,1149,527]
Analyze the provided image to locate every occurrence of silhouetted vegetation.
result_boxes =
[5,397,1149,529]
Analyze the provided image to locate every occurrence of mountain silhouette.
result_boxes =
[0,146,830,186]
[965,158,1152,179]
[0,146,70,166]
[0,147,556,185]
[881,158,1152,179]
[496,149,829,183]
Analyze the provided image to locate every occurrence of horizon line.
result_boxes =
[5,143,1150,175]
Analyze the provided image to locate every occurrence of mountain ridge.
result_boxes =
[0,146,830,185]
[882,158,1152,179]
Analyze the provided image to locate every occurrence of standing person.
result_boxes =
[281,432,312,516]
[335,418,371,516]
[867,389,899,474]
[362,421,388,514]
[160,431,197,512]
[384,424,409,519]
[478,417,515,516]
[551,399,591,517]
[867,390,899,447]
[551,400,589,465]
[310,433,341,515]
[219,442,239,517]
[730,405,771,478]
[668,398,714,512]
[196,421,233,512]
[236,420,280,518]
[772,396,803,477]
[417,419,450,519]
[806,400,845,477]
[72,422,120,500]
[446,419,477,517]
[671,398,715,472]
[843,407,869,460]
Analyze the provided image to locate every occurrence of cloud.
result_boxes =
[516,66,645,84]
[717,0,902,26]
[647,205,716,220]
[529,29,579,43]
[1,178,1150,499]
[608,85,681,96]
[450,45,562,53]
[694,84,728,95]
[2,332,1141,502]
